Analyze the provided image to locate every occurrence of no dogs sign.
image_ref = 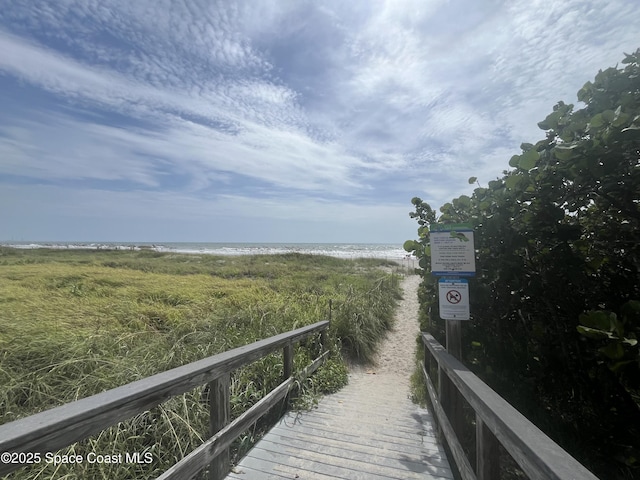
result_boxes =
[438,278,470,320]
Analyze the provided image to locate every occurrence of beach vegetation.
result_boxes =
[405,50,640,478]
[0,247,401,479]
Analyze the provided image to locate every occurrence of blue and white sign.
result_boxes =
[430,224,476,276]
[438,278,470,320]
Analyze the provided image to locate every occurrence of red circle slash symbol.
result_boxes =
[446,290,462,304]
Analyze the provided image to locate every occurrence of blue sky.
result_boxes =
[0,0,638,243]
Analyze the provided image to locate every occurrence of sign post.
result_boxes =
[431,223,500,476]
[431,223,476,441]
[430,223,476,358]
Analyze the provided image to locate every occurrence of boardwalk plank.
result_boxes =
[269,416,446,459]
[266,421,450,468]
[275,413,443,454]
[227,388,453,480]
[226,464,292,480]
[238,445,451,480]
[257,436,451,475]
[295,407,439,439]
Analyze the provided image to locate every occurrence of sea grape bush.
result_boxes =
[406,49,640,478]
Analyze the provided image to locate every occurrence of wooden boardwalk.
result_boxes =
[226,369,453,479]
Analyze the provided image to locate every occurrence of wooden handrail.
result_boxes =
[422,333,599,480]
[0,320,330,478]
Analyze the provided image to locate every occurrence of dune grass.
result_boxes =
[0,247,402,479]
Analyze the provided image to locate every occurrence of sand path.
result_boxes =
[347,272,422,397]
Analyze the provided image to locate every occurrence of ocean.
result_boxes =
[1,241,415,263]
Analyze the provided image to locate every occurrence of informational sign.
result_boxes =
[430,224,476,276]
[438,278,470,320]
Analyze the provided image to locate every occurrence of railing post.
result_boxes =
[423,344,431,376]
[425,346,445,439]
[446,320,462,360]
[283,342,293,379]
[325,303,332,379]
[476,416,500,480]
[445,320,464,440]
[438,365,448,410]
[209,373,230,480]
[283,342,293,406]
[439,369,461,437]
[320,328,328,353]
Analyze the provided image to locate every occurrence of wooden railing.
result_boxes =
[0,321,330,479]
[421,333,599,480]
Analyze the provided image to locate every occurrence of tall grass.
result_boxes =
[0,248,401,479]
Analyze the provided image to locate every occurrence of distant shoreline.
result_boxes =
[0,241,417,264]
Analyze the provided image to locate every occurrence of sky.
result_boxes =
[0,1,638,244]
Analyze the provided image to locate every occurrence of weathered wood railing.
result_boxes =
[422,333,599,480]
[0,320,330,479]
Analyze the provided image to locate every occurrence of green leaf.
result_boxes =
[599,342,624,360]
[468,176,478,185]
[612,112,630,127]
[455,195,471,208]
[586,257,606,270]
[579,310,615,331]
[612,316,625,338]
[554,144,580,161]
[520,142,534,152]
[488,180,503,190]
[620,126,640,140]
[621,300,640,320]
[601,110,616,123]
[535,138,551,150]
[589,113,605,129]
[559,128,575,143]
[577,81,593,103]
[610,360,635,372]
[403,240,416,252]
[509,155,520,168]
[518,149,539,170]
[538,110,562,130]
[577,325,613,340]
[505,175,521,189]
[585,156,605,177]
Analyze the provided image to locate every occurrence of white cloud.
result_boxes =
[0,110,369,194]
[0,0,638,242]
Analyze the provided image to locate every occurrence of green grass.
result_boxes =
[0,247,401,479]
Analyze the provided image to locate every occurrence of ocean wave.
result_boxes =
[1,242,414,260]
